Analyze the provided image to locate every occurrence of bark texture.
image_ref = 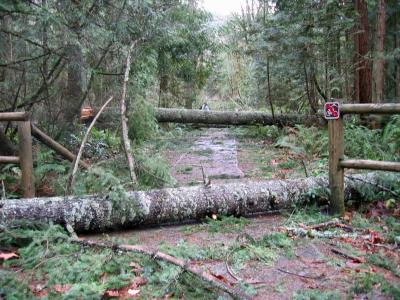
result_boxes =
[155,108,324,126]
[0,173,395,233]
[354,0,372,103]
[373,0,386,103]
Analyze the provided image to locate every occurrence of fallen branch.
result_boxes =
[74,239,252,300]
[301,219,353,232]
[31,124,89,169]
[65,96,114,195]
[330,248,365,263]
[277,268,325,280]
[344,175,399,198]
[305,219,341,230]
[120,40,139,186]
[282,227,357,239]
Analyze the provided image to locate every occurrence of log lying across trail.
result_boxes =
[155,108,325,126]
[1,173,395,233]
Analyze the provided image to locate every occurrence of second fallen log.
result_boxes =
[155,108,324,126]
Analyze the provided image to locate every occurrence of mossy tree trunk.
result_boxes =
[155,108,324,126]
[0,173,392,233]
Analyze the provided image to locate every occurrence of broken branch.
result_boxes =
[65,96,114,195]
[74,239,252,300]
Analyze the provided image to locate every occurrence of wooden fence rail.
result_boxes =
[327,103,400,215]
[0,113,35,198]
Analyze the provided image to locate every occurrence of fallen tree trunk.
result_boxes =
[1,173,397,233]
[155,108,325,126]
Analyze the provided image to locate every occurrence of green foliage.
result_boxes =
[128,99,158,144]
[34,150,67,189]
[259,232,293,249]
[0,164,19,198]
[293,289,342,300]
[0,270,31,300]
[0,223,218,300]
[244,125,282,141]
[135,151,174,189]
[351,272,400,298]
[181,215,250,236]
[283,205,333,227]
[366,251,400,276]
[382,116,400,159]
[160,240,206,261]
[68,126,121,160]
[71,167,128,207]
[385,217,400,244]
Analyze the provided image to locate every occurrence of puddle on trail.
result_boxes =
[168,128,244,185]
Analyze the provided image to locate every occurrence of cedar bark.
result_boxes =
[373,0,386,103]
[394,1,399,99]
[354,0,372,103]
[0,173,395,233]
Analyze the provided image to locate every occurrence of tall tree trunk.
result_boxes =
[184,82,194,109]
[305,63,318,112]
[159,75,169,108]
[266,57,275,118]
[394,1,400,99]
[0,14,13,106]
[64,43,86,128]
[373,0,386,103]
[354,0,372,103]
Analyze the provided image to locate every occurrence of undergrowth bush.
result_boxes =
[128,99,158,144]
[68,126,120,159]
[274,117,399,162]
[135,150,175,189]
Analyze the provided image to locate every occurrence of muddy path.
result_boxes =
[165,128,244,186]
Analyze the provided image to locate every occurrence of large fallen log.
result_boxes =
[1,173,396,233]
[155,108,325,126]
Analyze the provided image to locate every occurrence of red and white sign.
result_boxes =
[324,102,340,120]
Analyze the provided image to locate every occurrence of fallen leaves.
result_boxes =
[53,284,71,293]
[0,252,19,261]
[103,276,147,299]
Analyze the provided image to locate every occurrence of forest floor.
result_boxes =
[1,127,399,299]
[81,127,399,299]
[84,209,399,299]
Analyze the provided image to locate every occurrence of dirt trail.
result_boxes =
[169,128,244,185]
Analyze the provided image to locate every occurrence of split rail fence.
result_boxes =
[328,103,400,215]
[0,112,34,198]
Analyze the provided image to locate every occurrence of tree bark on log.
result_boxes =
[155,108,324,126]
[1,173,396,233]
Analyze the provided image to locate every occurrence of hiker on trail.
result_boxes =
[200,102,210,111]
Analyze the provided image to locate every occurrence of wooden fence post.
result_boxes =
[18,121,35,198]
[328,116,344,215]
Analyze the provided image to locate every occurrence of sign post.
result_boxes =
[325,102,345,215]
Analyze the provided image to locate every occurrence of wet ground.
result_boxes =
[166,128,244,186]
[84,127,398,299]
[85,213,398,299]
